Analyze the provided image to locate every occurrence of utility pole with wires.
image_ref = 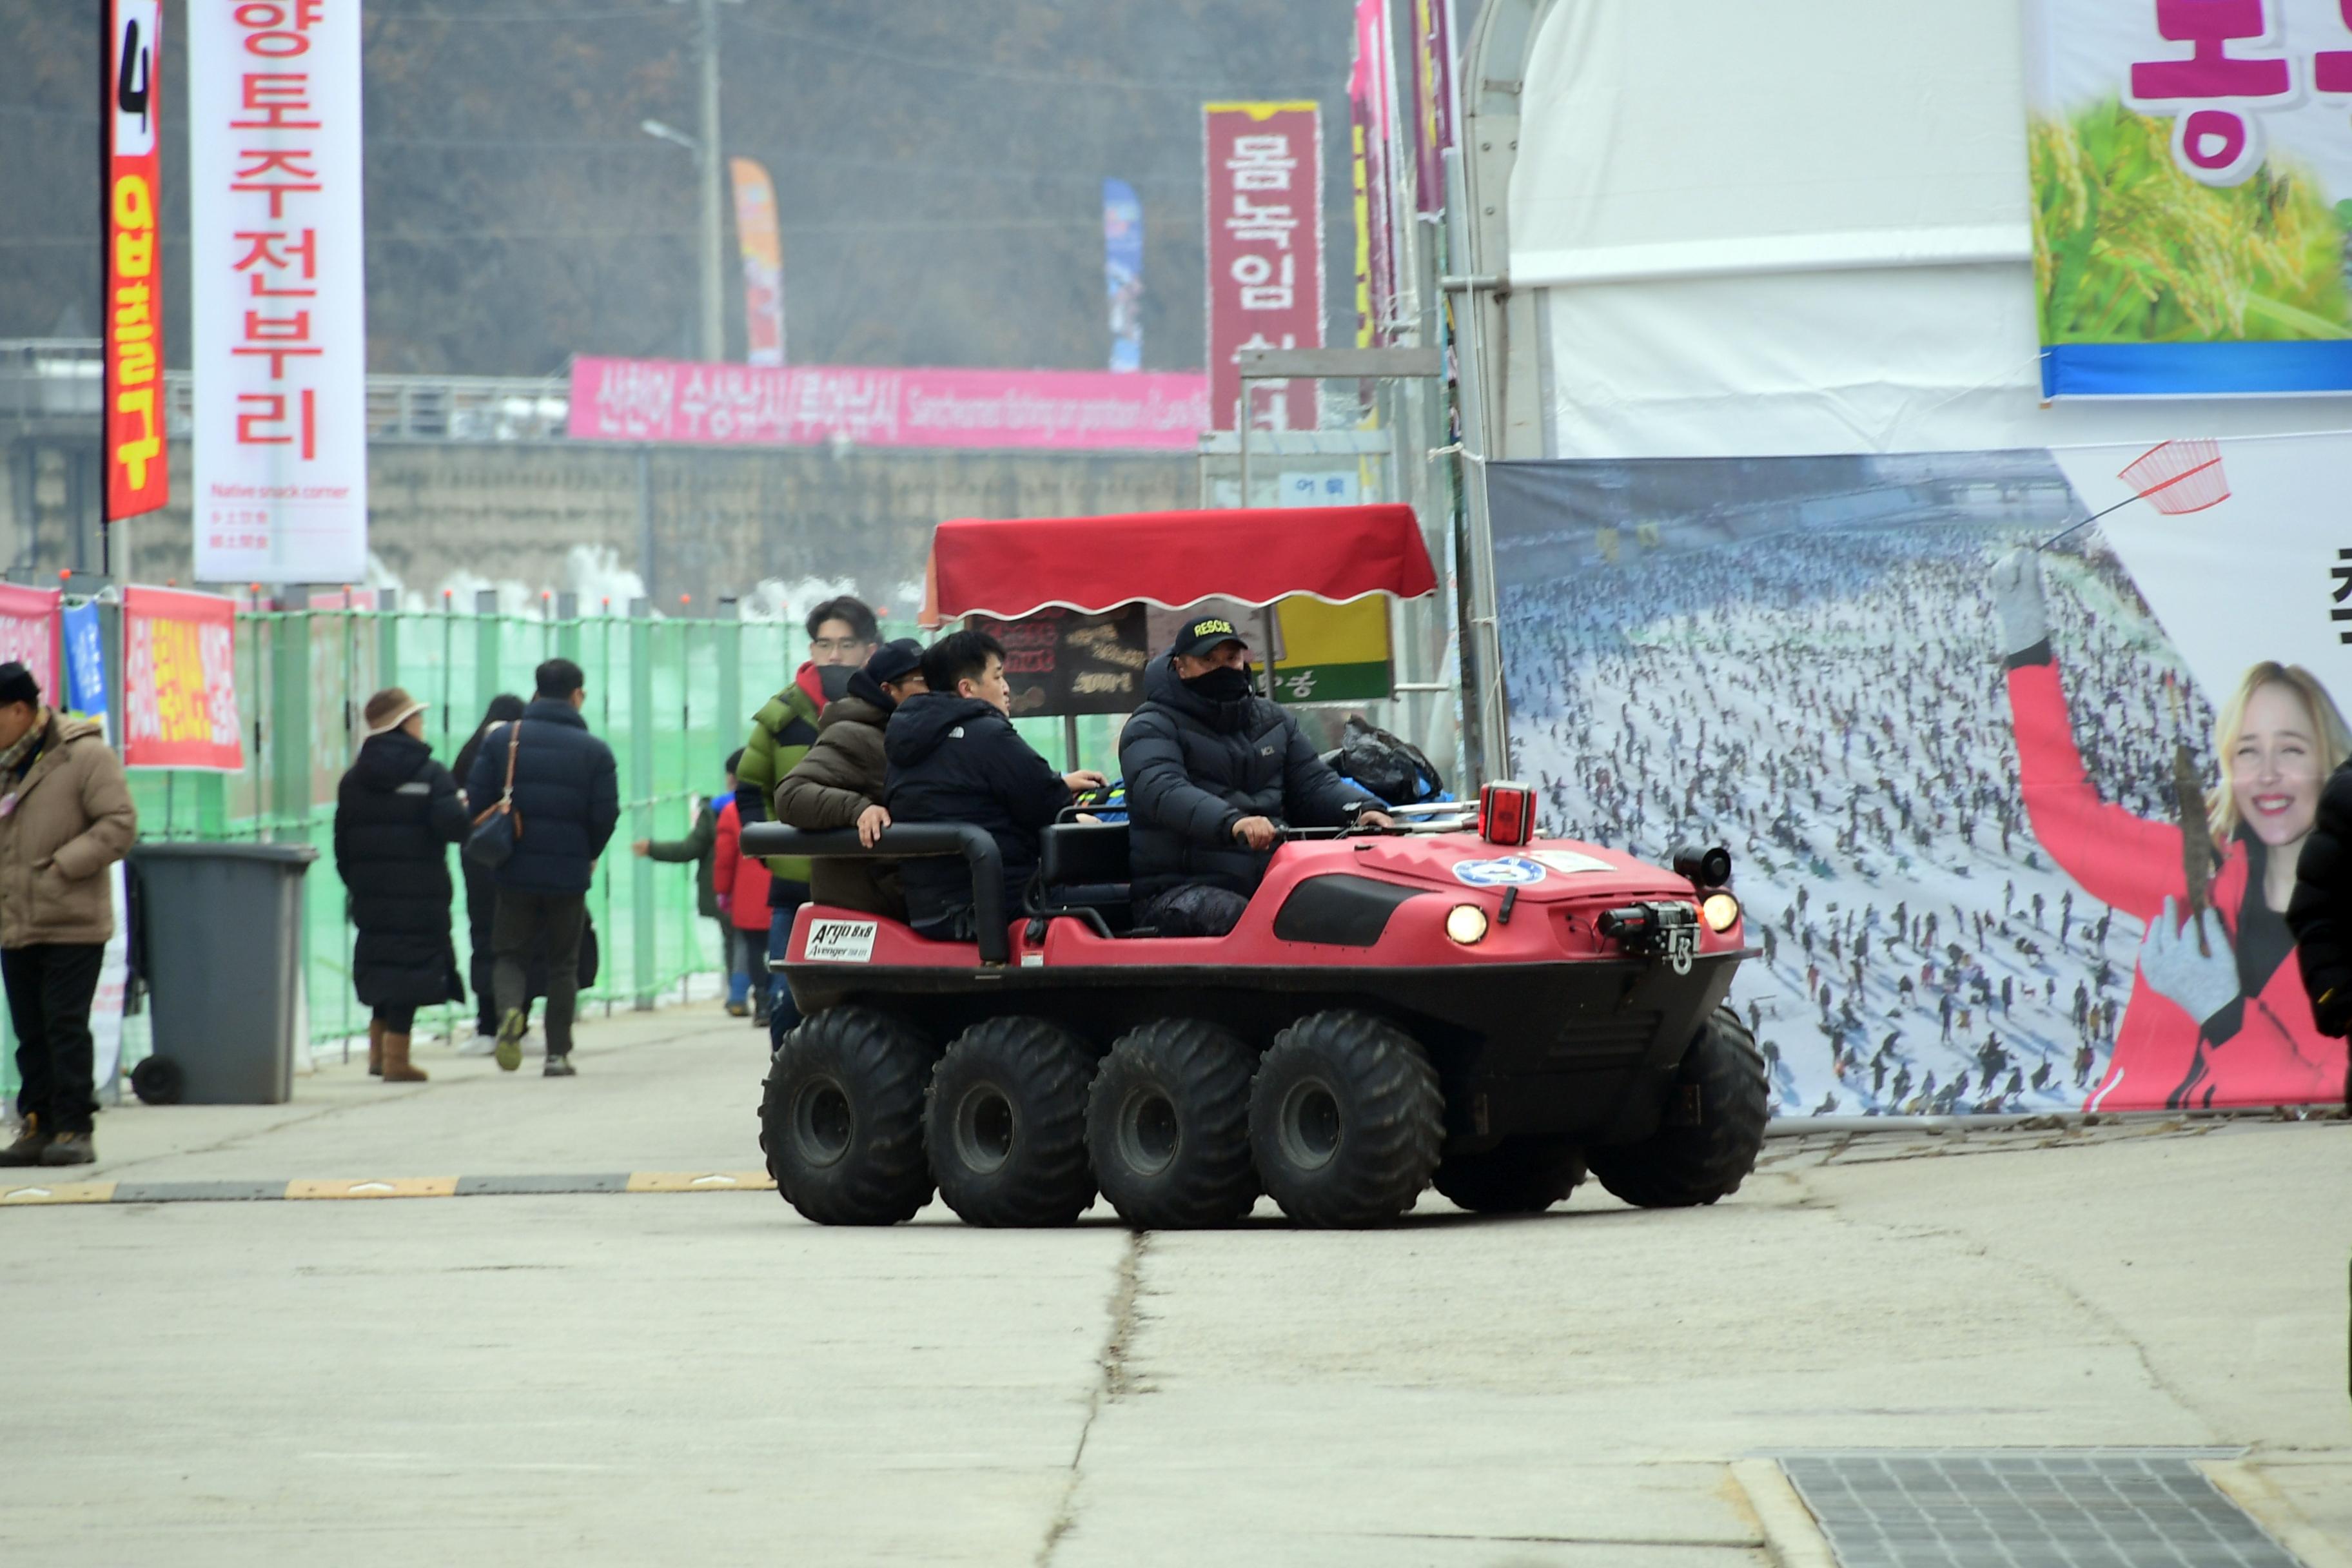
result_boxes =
[694,0,726,364]
[646,0,736,364]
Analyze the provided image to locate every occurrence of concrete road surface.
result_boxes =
[2,1004,2344,1566]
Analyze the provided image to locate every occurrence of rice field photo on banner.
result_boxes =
[2026,0,2352,395]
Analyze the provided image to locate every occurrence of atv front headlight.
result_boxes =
[1700,892,1741,932]
[1444,903,1490,945]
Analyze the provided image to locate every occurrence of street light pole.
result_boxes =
[695,0,725,364]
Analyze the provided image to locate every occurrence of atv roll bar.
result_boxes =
[738,823,1011,966]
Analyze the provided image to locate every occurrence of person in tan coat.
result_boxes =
[774,638,926,922]
[0,663,136,1167]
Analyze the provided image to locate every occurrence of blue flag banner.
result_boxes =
[63,600,108,725]
[1103,177,1143,373]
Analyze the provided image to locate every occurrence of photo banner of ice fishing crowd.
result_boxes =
[2025,0,2352,396]
[1486,431,2352,1118]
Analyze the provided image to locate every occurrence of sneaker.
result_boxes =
[494,1008,528,1073]
[542,1053,576,1078]
[724,1000,750,1019]
[454,1034,498,1058]
[0,1115,46,1166]
[39,1130,94,1166]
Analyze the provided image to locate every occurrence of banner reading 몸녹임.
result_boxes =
[1204,103,1324,432]
[2026,0,2352,397]
[1489,433,2352,1117]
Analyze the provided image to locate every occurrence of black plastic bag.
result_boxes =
[1328,716,1445,805]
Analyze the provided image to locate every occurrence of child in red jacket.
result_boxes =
[713,776,775,1021]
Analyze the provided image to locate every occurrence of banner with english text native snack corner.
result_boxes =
[2026,0,2352,395]
[190,0,368,582]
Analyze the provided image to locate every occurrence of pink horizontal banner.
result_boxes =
[567,357,1210,451]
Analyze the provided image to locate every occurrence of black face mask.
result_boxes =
[817,663,856,701]
[1181,664,1253,703]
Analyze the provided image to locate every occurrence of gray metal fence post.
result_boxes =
[628,598,656,1010]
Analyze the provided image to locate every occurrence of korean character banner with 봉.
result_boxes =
[189,0,368,583]
[1204,103,1326,433]
[2026,0,2352,397]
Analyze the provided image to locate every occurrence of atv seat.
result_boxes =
[1034,821,1135,932]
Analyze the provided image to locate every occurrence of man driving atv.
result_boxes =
[1119,618,1393,936]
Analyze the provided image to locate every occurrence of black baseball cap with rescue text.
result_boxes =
[1171,616,1249,660]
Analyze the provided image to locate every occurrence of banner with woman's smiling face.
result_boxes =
[1486,433,2352,1117]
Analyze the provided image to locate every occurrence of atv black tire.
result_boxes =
[1585,1006,1769,1208]
[1432,1136,1586,1214]
[1088,1019,1259,1229]
[927,1017,1097,1227]
[760,1007,935,1226]
[1248,1010,1442,1228]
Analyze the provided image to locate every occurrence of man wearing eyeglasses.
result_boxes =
[736,596,878,1037]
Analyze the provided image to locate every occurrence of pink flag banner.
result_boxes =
[566,359,1209,451]
[0,585,63,698]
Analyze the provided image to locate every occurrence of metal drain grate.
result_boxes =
[1778,1450,2301,1568]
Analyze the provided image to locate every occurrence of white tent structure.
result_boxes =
[1445,0,2352,770]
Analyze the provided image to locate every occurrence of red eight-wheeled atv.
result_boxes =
[743,805,1766,1229]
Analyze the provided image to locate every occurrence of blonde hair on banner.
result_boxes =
[2206,662,2351,846]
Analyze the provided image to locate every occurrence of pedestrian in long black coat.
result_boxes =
[335,689,469,1083]
[453,692,525,1041]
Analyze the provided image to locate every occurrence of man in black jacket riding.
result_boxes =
[465,658,620,1076]
[885,631,1104,940]
[1119,617,1391,936]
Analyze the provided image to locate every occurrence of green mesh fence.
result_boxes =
[0,600,1133,1101]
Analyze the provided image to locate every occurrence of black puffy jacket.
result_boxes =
[883,692,1070,931]
[464,698,620,897]
[1119,655,1373,900]
[2288,760,2352,1035]
[335,729,469,1007]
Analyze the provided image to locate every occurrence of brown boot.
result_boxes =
[368,1018,386,1077]
[0,1113,46,1166]
[380,1032,428,1083]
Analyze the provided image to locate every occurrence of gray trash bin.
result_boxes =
[128,841,319,1105]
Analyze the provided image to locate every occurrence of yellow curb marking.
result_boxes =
[0,1182,117,1206]
[284,1177,460,1200]
[1729,1459,1838,1568]
[625,1170,776,1193]
[2198,1459,2352,1568]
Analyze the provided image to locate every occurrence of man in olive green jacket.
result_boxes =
[735,596,877,1026]
[776,640,926,920]
[0,665,137,1168]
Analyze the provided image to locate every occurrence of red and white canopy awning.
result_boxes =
[923,505,1439,624]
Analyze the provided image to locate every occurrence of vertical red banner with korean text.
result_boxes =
[103,1,167,522]
[1409,0,1457,215]
[0,587,64,701]
[122,588,244,772]
[1204,103,1325,433]
[1349,3,1399,348]
[190,0,368,584]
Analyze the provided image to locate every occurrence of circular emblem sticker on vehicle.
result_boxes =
[1452,856,1548,887]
